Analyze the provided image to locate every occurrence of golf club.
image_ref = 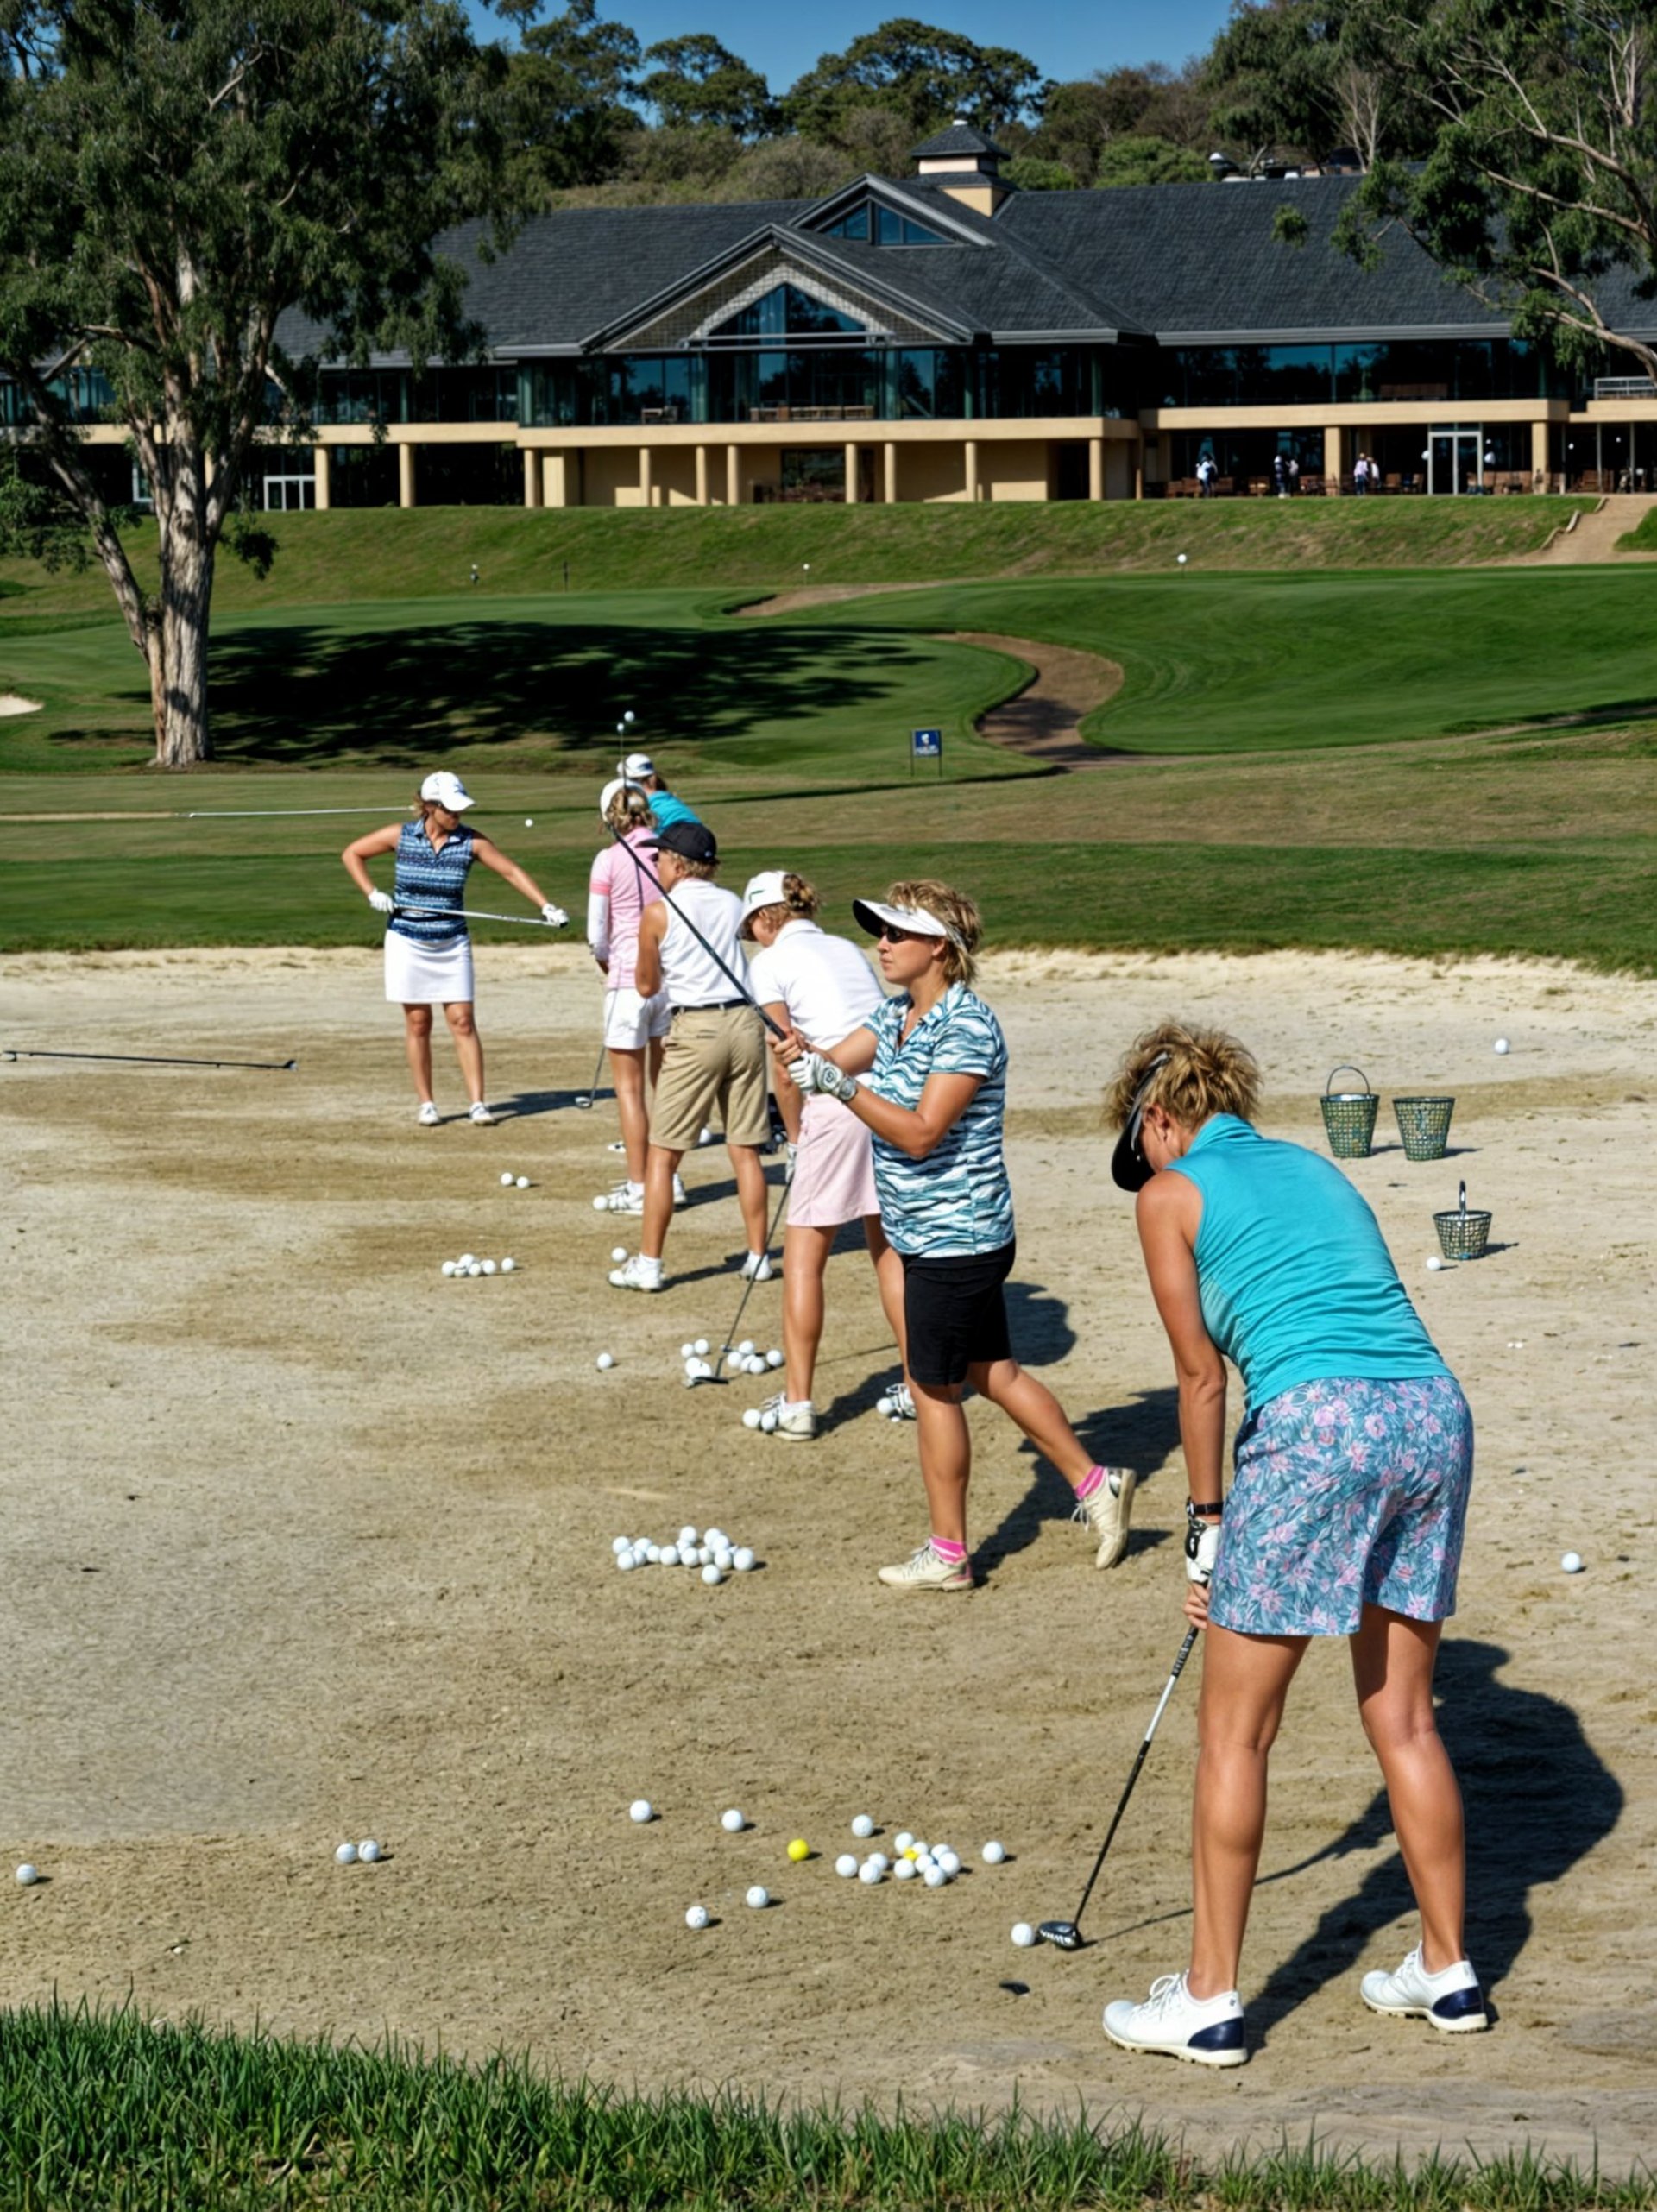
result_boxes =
[4,1046,298,1071]
[606,827,787,1043]
[709,1173,791,1381]
[573,1035,608,1109]
[1037,1624,1199,1951]
[394,903,568,931]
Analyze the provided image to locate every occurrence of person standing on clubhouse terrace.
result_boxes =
[778,880,1134,1589]
[608,820,771,1292]
[1100,1022,1482,2070]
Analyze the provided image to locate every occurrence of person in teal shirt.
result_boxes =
[1098,1021,1483,2070]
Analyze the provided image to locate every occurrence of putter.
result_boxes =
[710,1175,791,1381]
[3,1047,298,1071]
[1038,1625,1199,1951]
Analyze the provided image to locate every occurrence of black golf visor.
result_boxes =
[1111,1051,1171,1193]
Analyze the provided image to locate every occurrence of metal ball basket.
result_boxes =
[1320,1064,1379,1158]
[1394,1093,1457,1161]
[1433,1181,1492,1261]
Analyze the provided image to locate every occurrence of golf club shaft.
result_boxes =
[712,1174,791,1378]
[394,903,562,930]
[3,1048,297,1070]
[607,827,787,1042]
[185,806,405,818]
[1068,1625,1199,1933]
[576,1034,608,1106]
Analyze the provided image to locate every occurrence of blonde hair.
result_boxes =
[604,785,656,836]
[743,872,818,938]
[886,878,980,987]
[1104,1021,1261,1135]
[670,853,717,881]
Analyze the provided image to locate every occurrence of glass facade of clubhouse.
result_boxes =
[17,132,1657,509]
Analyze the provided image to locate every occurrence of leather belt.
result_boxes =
[673,999,749,1013]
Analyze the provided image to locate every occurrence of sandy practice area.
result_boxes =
[1,944,1652,2169]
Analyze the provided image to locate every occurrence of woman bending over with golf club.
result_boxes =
[1100,1022,1481,2068]
[343,771,566,1126]
[777,879,1133,1588]
[740,868,907,1440]
[588,778,669,1208]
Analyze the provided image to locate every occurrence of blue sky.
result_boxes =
[471,0,1238,93]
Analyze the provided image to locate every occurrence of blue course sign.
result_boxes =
[911,727,942,757]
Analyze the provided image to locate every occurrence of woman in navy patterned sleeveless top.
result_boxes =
[343,770,568,1126]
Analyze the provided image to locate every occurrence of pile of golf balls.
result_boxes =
[834,1823,971,1892]
[497,1171,532,1188]
[608,1527,757,1582]
[440,1253,517,1277]
[333,1839,383,1865]
[679,1337,715,1385]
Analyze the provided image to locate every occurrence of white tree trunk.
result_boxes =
[147,438,217,768]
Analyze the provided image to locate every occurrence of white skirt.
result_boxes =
[385,930,475,1005]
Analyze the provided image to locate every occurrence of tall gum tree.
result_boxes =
[0,0,511,766]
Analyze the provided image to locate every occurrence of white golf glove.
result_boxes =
[789,1052,858,1106]
[366,889,395,916]
[783,1140,797,1185]
[1184,1504,1222,1585]
[540,904,570,929]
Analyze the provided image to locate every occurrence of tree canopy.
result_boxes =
[782,19,1043,145]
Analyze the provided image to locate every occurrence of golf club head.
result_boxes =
[574,1094,593,1108]
[1036,1919,1084,1951]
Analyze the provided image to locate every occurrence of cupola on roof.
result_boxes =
[910,118,1006,162]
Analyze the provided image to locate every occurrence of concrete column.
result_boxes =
[1325,423,1345,493]
[639,445,652,507]
[964,438,979,502]
[1531,418,1551,489]
[523,449,542,508]
[883,440,898,504]
[541,452,567,509]
[695,444,709,506]
[726,444,740,506]
[398,444,416,509]
[1088,437,1104,501]
[313,445,331,511]
[1134,441,1144,501]
[844,441,860,503]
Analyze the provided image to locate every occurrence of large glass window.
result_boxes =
[1165,337,1559,407]
[411,366,519,423]
[713,285,866,340]
[981,349,1093,417]
[895,349,967,419]
[822,200,947,247]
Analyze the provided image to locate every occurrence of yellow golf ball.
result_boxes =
[787,1838,810,1862]
[903,1847,919,1860]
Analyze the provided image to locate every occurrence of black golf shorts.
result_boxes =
[901,1240,1016,1389]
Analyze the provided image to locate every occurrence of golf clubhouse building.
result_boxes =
[47,125,1657,507]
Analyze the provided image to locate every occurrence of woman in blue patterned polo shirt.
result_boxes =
[778,878,1134,1591]
[343,772,566,1125]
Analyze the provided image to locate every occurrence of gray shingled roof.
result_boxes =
[910,122,1005,160]
[274,170,1657,368]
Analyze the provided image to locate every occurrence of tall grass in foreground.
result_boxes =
[0,2005,1649,2210]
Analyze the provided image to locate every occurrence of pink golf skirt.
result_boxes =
[789,1092,878,1227]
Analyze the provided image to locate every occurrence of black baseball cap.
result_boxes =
[650,820,718,865]
[1111,1052,1170,1193]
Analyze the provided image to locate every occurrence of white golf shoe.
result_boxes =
[608,1255,664,1292]
[417,1102,440,1126]
[1074,1466,1137,1569]
[1103,1973,1247,2068]
[672,1172,687,1207]
[877,1541,973,1591]
[738,1251,773,1282]
[760,1392,817,1440]
[606,1182,645,1215]
[1361,1945,1488,2032]
[468,1102,497,1126]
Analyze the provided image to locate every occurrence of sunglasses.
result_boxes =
[876,924,918,944]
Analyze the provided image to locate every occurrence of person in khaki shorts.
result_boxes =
[608,820,772,1291]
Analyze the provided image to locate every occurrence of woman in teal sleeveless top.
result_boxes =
[1096,1021,1484,2071]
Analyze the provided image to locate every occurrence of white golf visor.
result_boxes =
[851,897,960,948]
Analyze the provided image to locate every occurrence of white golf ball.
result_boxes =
[694,1339,709,1358]
[441,1261,456,1276]
[501,1257,516,1272]
[936,1848,961,1875]
[610,1245,627,1264]
[923,1864,948,1888]
[617,1552,637,1572]
[467,1264,482,1277]
[733,1547,755,1572]
[866,1851,889,1872]
[1011,1922,1037,1949]
[876,1396,893,1417]
[858,1862,882,1885]
[624,710,635,724]
[1176,552,1188,565]
[746,1885,769,1909]
[705,1528,727,1547]
[721,1809,746,1832]
[696,1545,712,1565]
[501,1171,514,1187]
[680,1343,695,1360]
[458,1254,476,1270]
[835,1853,858,1877]
[16,1863,40,1886]
[645,1543,661,1565]
[737,1340,754,1359]
[851,1814,874,1839]
[1494,1037,1510,1055]
[481,1258,497,1276]
[358,1839,382,1863]
[334,1842,357,1864]
[1561,1551,1584,1573]
[678,1526,698,1546]
[702,1564,723,1585]
[611,1535,630,1554]
[592,1194,608,1212]
[659,1544,679,1566]
[516,1175,530,1189]
[893,1857,917,1881]
[981,1840,1006,1864]
[759,1411,778,1434]
[765,1348,784,1368]
[912,1840,929,1859]
[525,817,534,828]
[596,1352,614,1371]
[1427,1256,1444,1271]
[629,1799,654,1824]
[684,1904,709,1930]
[893,1831,916,1856]
[742,1408,762,1430]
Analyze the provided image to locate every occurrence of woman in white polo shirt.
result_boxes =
[740,870,909,1440]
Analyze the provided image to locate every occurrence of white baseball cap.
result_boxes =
[851,896,959,947]
[620,751,657,780]
[419,771,474,811]
[740,869,791,934]
[599,776,647,821]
